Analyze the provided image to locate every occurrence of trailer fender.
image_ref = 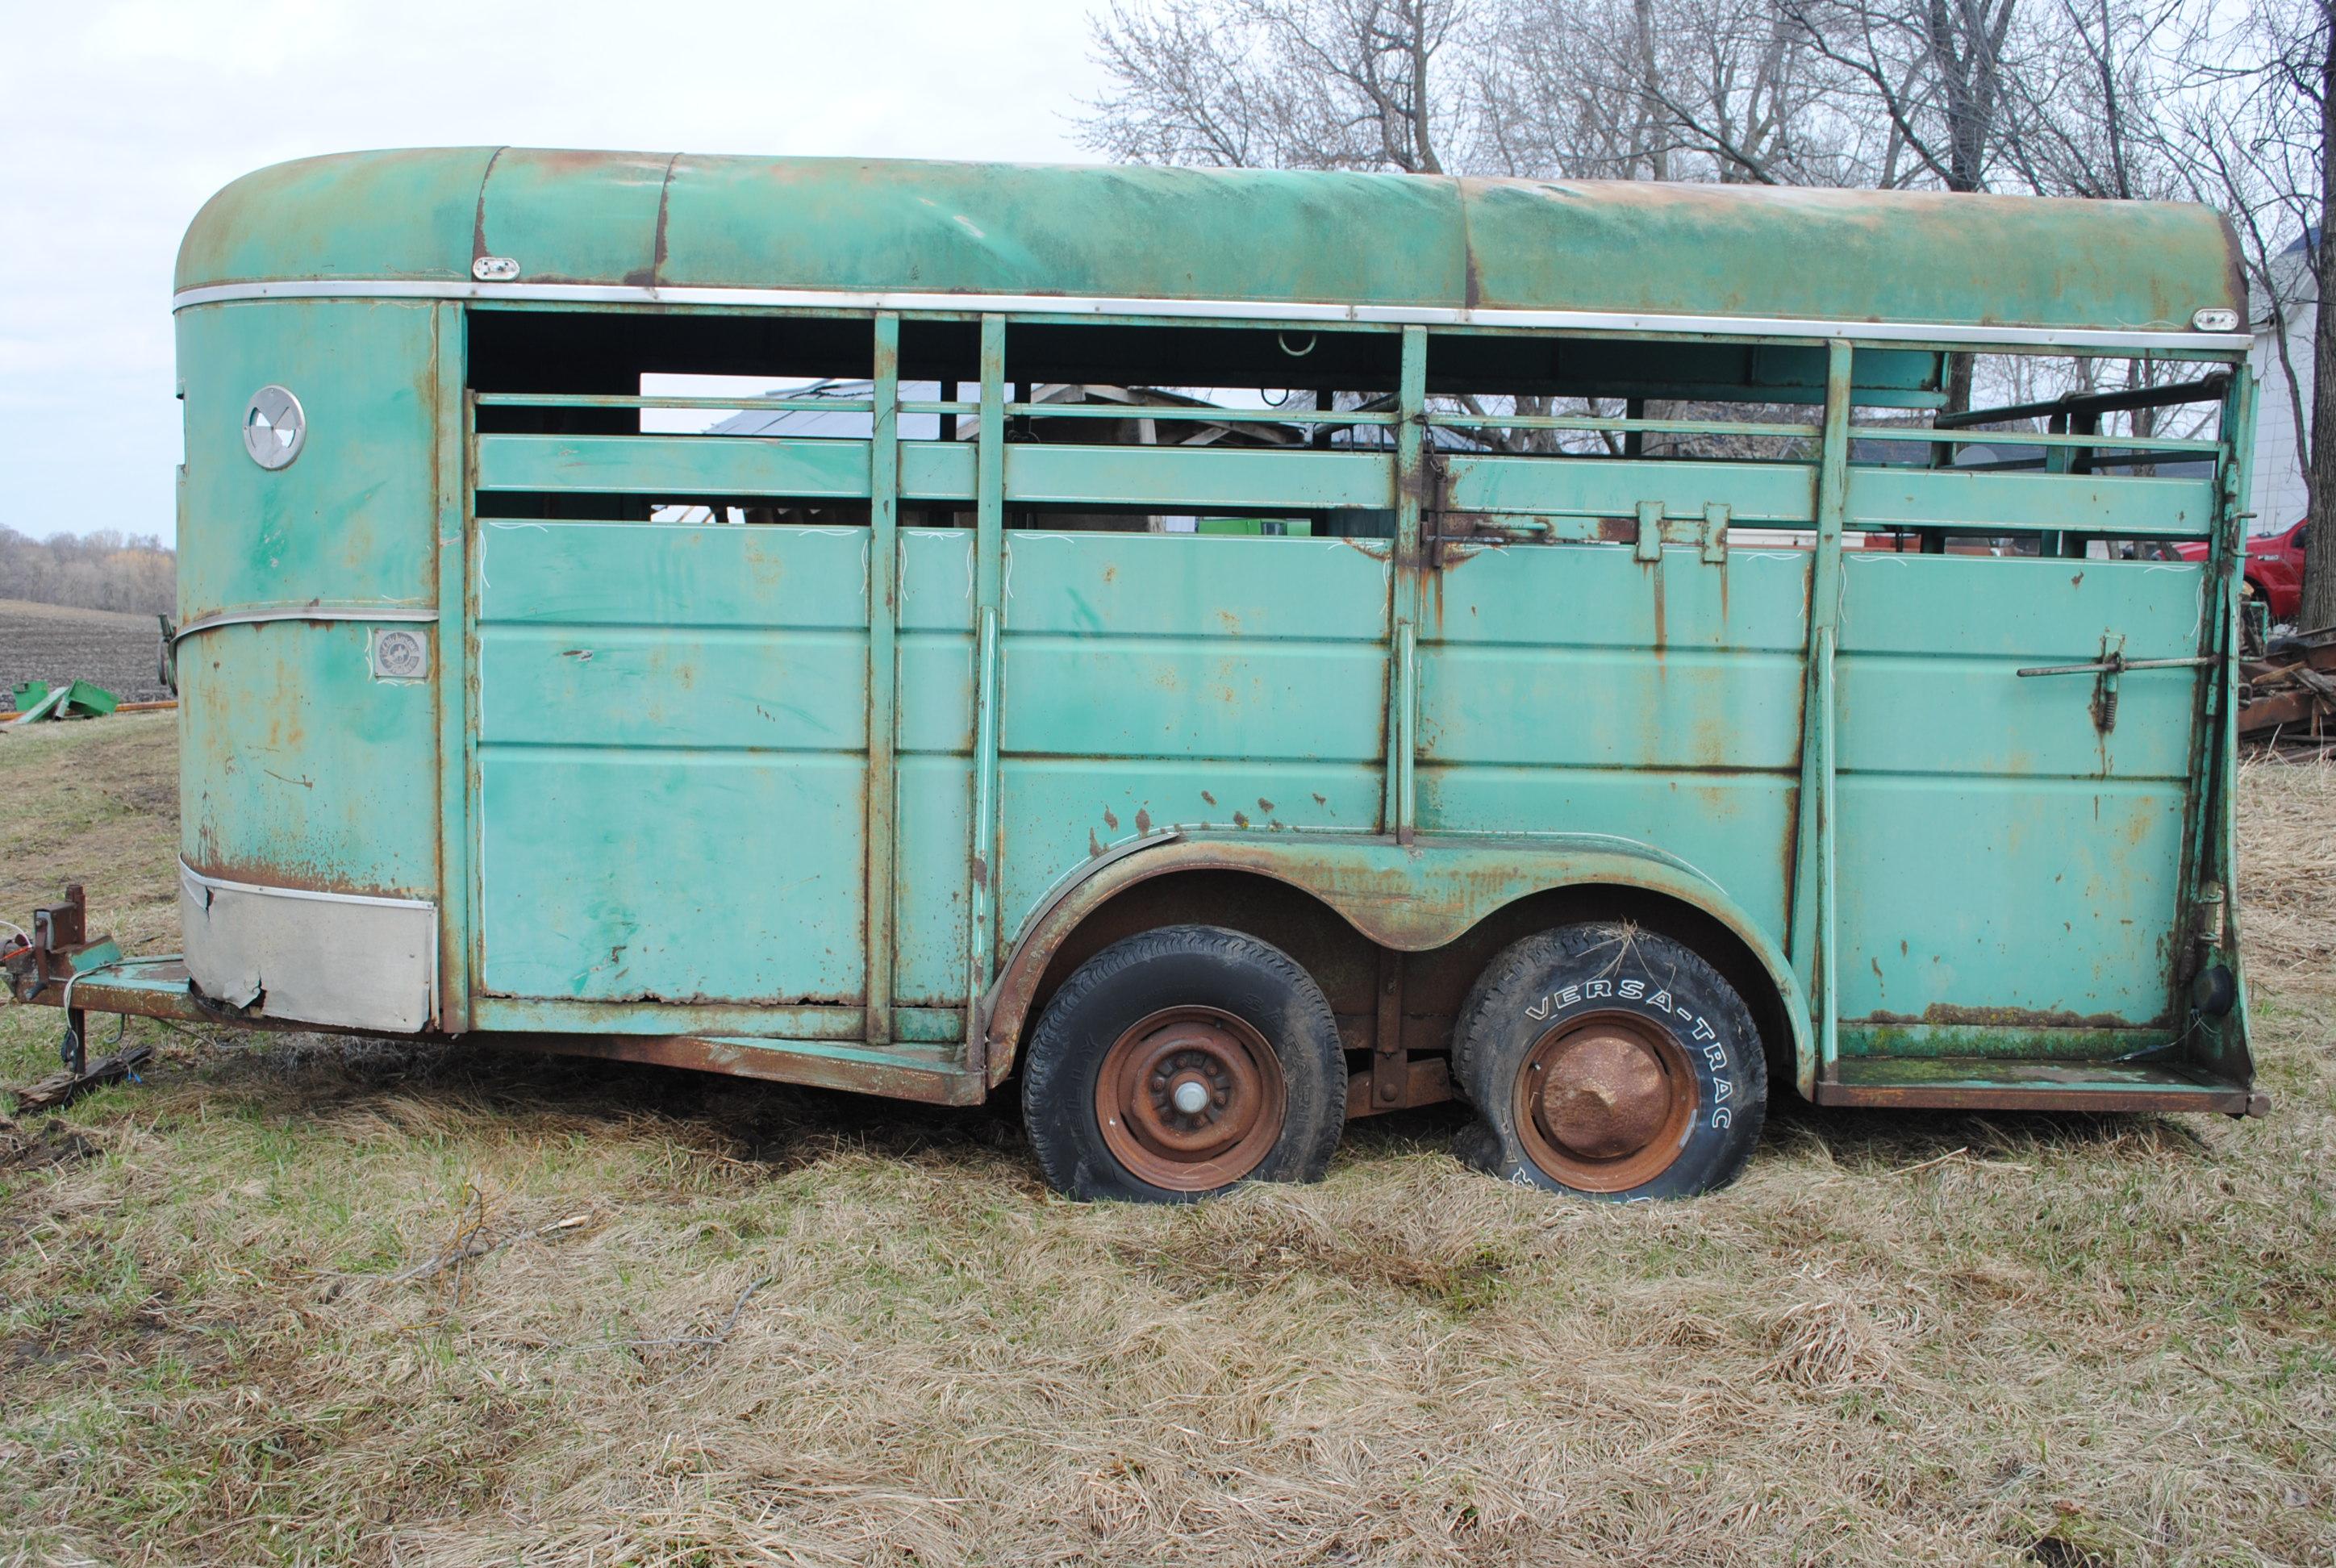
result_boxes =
[980,832,1815,1096]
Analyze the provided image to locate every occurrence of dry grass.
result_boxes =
[2,720,2332,1566]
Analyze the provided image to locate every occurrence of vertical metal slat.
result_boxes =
[1387,324,1427,843]
[435,305,473,1032]
[967,315,1007,1036]
[864,314,900,1046]
[1792,340,1854,1078]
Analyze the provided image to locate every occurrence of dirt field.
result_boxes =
[1,715,2330,1566]
[0,598,173,707]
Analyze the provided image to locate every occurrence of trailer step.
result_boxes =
[1814,1057,2266,1116]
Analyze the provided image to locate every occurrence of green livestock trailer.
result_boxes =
[5,149,2266,1202]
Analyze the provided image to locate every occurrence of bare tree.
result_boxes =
[2162,0,2334,627]
[1081,0,1475,173]
[2305,0,2336,631]
[1996,0,2186,201]
[1776,0,2022,192]
[1481,0,1863,184]
[1083,0,2326,508]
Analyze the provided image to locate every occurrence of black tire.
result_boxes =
[1021,924,1345,1203]
[1450,921,1766,1202]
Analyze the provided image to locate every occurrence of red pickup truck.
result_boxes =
[2174,518,2309,625]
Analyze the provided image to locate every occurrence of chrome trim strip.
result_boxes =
[173,604,437,644]
[181,860,435,911]
[169,278,2251,353]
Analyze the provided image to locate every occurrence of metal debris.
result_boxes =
[2239,628,2336,741]
[3,678,123,726]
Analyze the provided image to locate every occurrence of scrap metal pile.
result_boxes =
[2240,628,2336,743]
[6,678,120,726]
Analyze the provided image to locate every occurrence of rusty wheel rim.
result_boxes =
[1095,1006,1287,1192]
[1512,1010,1699,1192]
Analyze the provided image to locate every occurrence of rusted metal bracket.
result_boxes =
[3,886,115,998]
[1629,501,1730,563]
[3,886,126,1078]
[1372,948,1407,1107]
[1634,501,1663,562]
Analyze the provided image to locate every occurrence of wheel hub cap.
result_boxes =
[1095,1007,1287,1192]
[1535,1027,1674,1159]
[1514,1011,1699,1192]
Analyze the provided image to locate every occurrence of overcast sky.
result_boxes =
[0,0,1112,543]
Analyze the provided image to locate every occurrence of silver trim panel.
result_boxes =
[174,604,437,644]
[181,861,437,1032]
[169,278,2251,353]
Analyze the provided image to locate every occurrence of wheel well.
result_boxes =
[1024,870,1375,1038]
[1012,870,1798,1095]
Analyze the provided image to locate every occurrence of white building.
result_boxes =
[2249,229,2317,536]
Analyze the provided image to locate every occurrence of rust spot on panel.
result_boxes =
[1200,790,1216,806]
[469,146,507,265]
[182,853,401,900]
[1258,797,1274,814]
[1233,811,1251,828]
[645,150,682,286]
[1103,807,1120,831]
[1089,828,1105,857]
[1134,807,1152,835]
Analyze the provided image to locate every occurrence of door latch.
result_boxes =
[2016,636,2216,736]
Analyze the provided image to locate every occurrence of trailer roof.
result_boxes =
[176,148,2246,349]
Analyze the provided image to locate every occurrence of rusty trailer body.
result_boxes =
[10,149,2267,1200]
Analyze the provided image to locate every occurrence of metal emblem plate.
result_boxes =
[242,385,306,470]
[370,628,429,681]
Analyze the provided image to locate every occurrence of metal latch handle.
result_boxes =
[2017,639,2213,736]
[2014,655,2216,677]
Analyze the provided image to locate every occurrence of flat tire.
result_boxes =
[1022,924,1345,1203]
[1451,922,1766,1201]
